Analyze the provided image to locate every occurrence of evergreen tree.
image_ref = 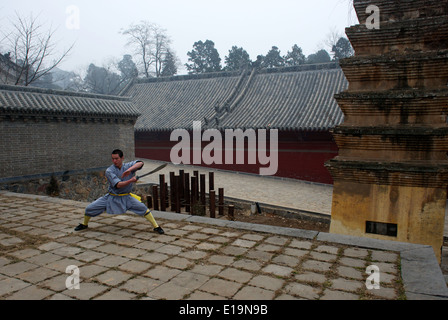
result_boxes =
[332,37,354,61]
[161,50,178,77]
[118,54,138,81]
[306,49,331,64]
[185,40,221,74]
[84,63,122,95]
[224,46,252,71]
[262,46,285,68]
[284,44,306,66]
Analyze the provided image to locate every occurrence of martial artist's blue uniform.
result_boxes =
[85,160,148,217]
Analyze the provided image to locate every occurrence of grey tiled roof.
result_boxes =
[126,63,347,132]
[0,84,140,120]
[126,71,243,131]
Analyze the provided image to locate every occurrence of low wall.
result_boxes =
[0,84,139,180]
[0,169,330,225]
[0,120,136,179]
[0,169,110,202]
[0,169,151,203]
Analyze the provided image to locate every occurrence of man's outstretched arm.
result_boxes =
[121,161,144,178]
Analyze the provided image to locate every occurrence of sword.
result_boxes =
[136,163,168,180]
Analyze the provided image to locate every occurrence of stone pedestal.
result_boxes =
[326,0,448,262]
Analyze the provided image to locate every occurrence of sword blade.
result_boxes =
[136,163,168,180]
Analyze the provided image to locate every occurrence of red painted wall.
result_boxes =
[135,130,338,185]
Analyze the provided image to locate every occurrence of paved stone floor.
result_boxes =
[137,159,448,281]
[0,191,446,300]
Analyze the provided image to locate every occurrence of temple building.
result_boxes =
[122,63,347,184]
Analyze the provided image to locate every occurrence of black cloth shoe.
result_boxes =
[154,227,164,234]
[74,224,88,231]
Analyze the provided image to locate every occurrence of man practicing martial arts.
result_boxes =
[74,149,164,234]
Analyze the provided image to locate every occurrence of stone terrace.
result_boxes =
[0,191,446,300]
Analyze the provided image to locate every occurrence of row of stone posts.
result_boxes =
[146,170,234,220]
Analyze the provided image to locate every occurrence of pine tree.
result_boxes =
[161,50,178,77]
[262,46,285,69]
[224,46,252,71]
[186,40,222,74]
[284,45,306,66]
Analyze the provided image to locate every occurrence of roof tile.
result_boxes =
[127,63,347,132]
[0,84,140,119]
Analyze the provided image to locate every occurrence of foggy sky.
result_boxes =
[0,0,358,74]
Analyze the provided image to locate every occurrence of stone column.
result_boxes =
[326,0,448,262]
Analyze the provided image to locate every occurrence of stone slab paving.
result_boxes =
[0,191,447,301]
[137,159,448,285]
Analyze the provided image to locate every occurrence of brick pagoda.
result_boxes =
[326,0,448,261]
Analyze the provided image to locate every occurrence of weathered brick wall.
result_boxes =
[0,119,136,179]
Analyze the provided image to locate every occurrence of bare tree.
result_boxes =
[1,13,74,86]
[323,27,343,59]
[121,21,173,78]
[152,24,171,77]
